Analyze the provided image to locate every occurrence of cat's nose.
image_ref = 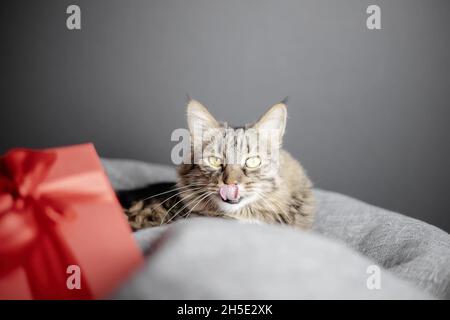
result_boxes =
[219,184,240,202]
[223,165,243,185]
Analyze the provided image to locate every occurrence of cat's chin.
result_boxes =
[215,195,258,213]
[224,199,241,204]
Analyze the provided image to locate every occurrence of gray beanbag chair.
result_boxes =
[102,158,450,299]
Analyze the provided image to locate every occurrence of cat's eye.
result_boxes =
[245,156,261,168]
[207,156,222,168]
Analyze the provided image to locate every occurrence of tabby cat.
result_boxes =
[120,99,315,230]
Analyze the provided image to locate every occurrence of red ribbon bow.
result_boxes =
[0,149,95,299]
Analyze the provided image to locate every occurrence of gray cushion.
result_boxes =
[114,218,430,299]
[313,190,450,299]
[102,158,450,299]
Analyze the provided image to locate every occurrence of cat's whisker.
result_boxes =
[160,190,204,225]
[262,195,292,223]
[261,192,284,212]
[140,183,207,201]
[154,186,204,209]
[265,195,292,224]
[253,191,285,224]
[197,193,216,214]
[184,192,215,220]
[166,191,210,224]
[254,193,276,214]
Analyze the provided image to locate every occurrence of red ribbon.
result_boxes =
[0,149,96,299]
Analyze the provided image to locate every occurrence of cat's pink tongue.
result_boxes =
[219,184,240,201]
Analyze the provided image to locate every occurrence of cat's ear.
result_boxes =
[254,102,287,138]
[187,99,220,134]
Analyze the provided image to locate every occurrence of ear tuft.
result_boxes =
[280,96,289,105]
[186,99,219,133]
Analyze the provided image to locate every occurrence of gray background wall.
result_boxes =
[2,0,449,232]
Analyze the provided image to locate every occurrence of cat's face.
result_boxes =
[177,99,287,214]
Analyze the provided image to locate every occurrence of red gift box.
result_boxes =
[0,143,143,299]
